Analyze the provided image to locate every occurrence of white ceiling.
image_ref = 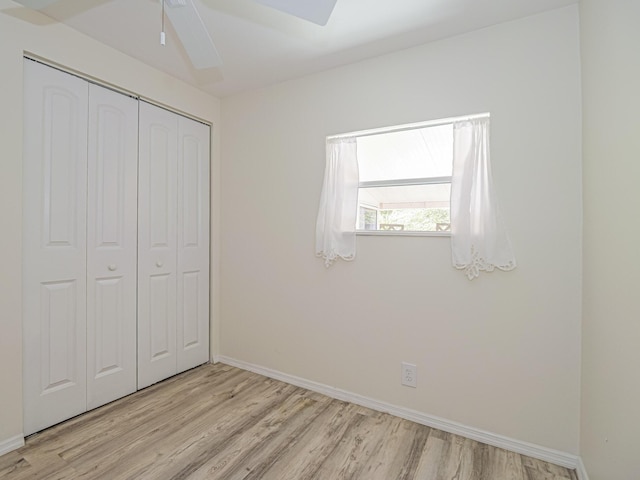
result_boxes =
[16,0,577,97]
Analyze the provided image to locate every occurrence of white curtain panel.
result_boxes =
[315,137,359,266]
[450,118,516,279]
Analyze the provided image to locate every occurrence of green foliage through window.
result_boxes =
[379,208,450,232]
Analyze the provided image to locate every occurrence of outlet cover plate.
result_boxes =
[401,362,417,388]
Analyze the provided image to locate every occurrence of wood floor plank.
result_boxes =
[72,377,297,479]
[185,391,329,480]
[26,365,240,459]
[0,454,30,478]
[308,409,410,480]
[251,400,363,480]
[351,416,431,480]
[478,444,525,480]
[412,427,453,479]
[435,432,482,480]
[522,455,578,480]
[11,453,78,480]
[1,363,578,480]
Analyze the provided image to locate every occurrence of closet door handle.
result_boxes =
[108,264,117,271]
[156,260,163,268]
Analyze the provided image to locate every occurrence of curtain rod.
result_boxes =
[326,112,490,140]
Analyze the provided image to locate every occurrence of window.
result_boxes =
[355,122,453,235]
[316,114,517,278]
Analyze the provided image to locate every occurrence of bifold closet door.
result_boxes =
[138,102,210,390]
[86,83,138,410]
[23,61,89,436]
[176,115,210,373]
[138,103,179,389]
[23,61,138,434]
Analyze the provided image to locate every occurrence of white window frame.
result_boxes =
[348,119,458,237]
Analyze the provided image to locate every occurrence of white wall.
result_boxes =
[221,6,582,454]
[580,0,640,478]
[0,0,220,448]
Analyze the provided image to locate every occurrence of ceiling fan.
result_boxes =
[14,0,339,69]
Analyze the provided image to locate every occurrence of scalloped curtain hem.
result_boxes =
[316,252,355,267]
[454,255,516,280]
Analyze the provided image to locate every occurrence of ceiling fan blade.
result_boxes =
[253,0,337,26]
[164,0,222,70]
[13,0,59,9]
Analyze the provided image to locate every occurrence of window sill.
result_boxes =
[356,230,451,237]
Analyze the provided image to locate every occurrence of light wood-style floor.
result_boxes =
[0,363,577,480]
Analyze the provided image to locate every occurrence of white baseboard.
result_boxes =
[576,457,589,480]
[0,434,24,457]
[215,355,579,470]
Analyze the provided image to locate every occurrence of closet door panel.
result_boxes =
[23,61,89,435]
[138,102,178,389]
[86,84,138,409]
[177,117,210,373]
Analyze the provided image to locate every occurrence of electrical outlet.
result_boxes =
[401,362,417,388]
